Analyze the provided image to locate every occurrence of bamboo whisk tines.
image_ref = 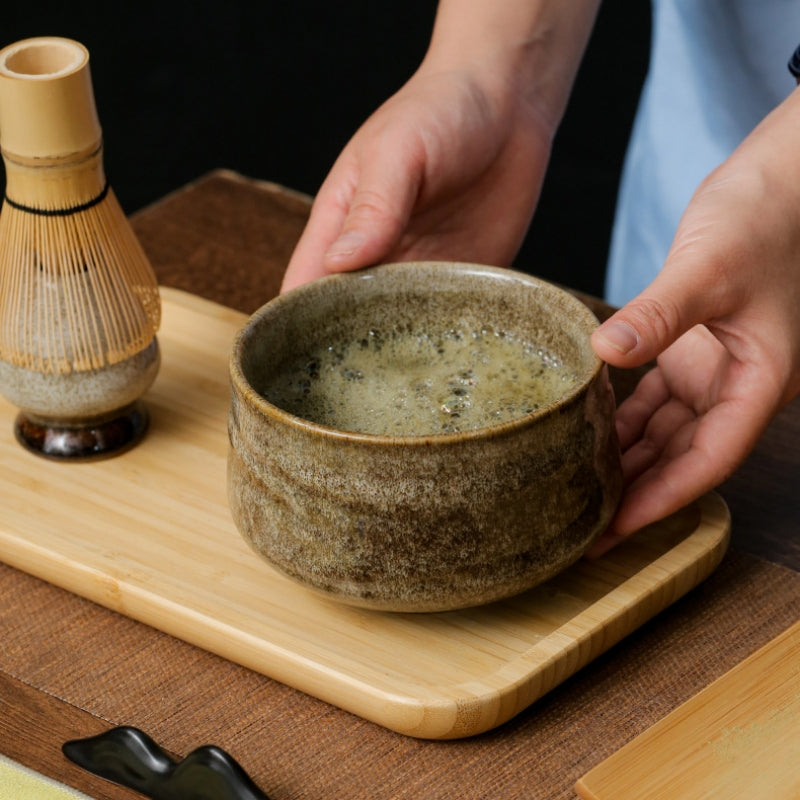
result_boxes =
[0,175,161,373]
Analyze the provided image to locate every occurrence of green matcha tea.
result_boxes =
[260,326,579,435]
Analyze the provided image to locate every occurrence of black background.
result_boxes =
[2,2,650,297]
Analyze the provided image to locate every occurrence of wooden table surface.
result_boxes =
[1,169,798,800]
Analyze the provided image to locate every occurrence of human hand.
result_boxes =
[281,0,601,292]
[280,65,552,292]
[588,87,800,556]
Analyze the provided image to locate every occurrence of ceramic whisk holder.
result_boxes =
[0,338,160,459]
[0,36,161,459]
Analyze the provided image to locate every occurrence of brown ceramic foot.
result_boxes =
[14,401,149,461]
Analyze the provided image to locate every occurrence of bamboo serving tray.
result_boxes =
[0,288,731,740]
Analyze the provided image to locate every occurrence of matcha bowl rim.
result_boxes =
[228,261,606,446]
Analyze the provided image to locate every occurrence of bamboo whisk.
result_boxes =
[0,36,161,459]
[0,36,160,375]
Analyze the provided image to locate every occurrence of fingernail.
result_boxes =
[596,320,639,355]
[325,231,365,261]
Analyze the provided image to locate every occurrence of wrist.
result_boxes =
[420,0,600,130]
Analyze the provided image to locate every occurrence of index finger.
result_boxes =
[280,160,357,293]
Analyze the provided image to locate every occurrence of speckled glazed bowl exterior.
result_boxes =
[228,262,622,612]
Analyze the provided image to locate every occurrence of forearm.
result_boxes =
[422,0,601,130]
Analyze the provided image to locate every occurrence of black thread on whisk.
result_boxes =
[3,180,109,216]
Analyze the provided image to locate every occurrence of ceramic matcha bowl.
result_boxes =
[227,261,622,612]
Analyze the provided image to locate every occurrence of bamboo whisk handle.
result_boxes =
[0,37,101,161]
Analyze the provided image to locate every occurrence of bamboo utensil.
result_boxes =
[575,619,800,799]
[0,36,160,459]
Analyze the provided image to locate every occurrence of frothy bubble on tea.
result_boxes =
[259,325,579,436]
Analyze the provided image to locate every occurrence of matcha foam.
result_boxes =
[260,326,578,435]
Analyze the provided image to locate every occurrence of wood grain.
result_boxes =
[0,287,730,740]
[0,672,144,800]
[575,619,800,799]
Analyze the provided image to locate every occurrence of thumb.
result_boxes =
[590,274,709,368]
[322,142,423,274]
[591,161,754,367]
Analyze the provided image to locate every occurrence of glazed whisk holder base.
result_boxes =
[14,400,149,461]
